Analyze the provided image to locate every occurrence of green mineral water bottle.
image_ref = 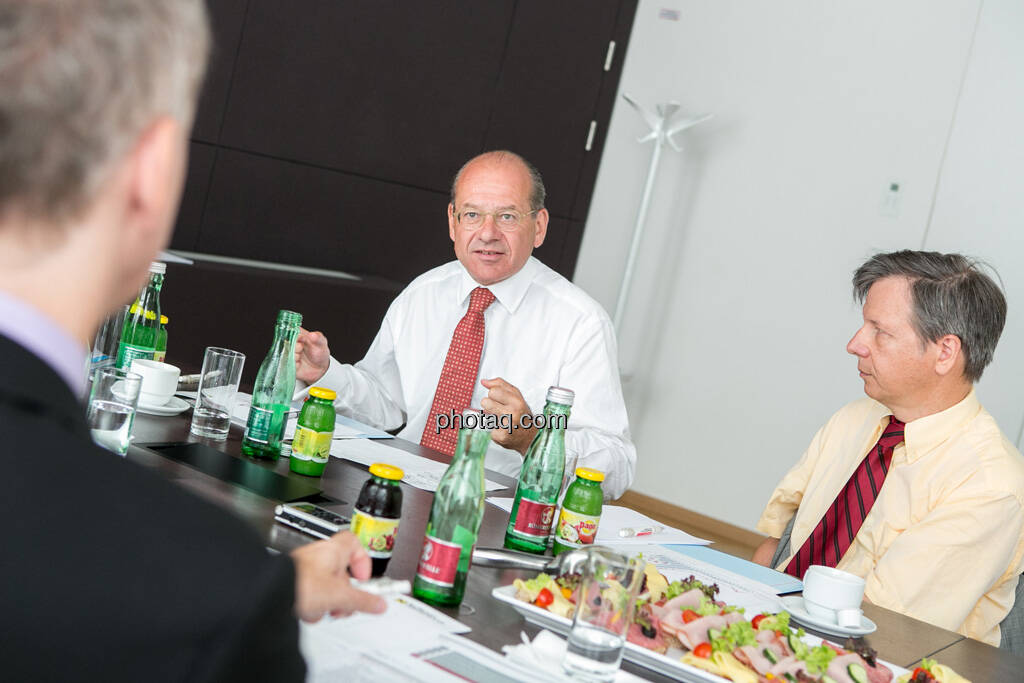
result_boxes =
[241,310,302,460]
[552,467,605,556]
[289,386,336,477]
[504,386,574,553]
[116,261,164,369]
[413,410,490,607]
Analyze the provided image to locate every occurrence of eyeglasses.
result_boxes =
[455,208,538,232]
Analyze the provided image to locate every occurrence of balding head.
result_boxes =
[450,151,546,213]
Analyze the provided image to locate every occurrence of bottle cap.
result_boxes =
[276,309,303,327]
[309,386,337,401]
[369,463,404,481]
[160,315,169,325]
[575,467,604,482]
[546,386,574,406]
[149,262,166,275]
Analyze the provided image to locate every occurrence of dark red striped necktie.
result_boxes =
[784,415,905,578]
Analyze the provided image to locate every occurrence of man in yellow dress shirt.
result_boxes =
[753,250,1024,646]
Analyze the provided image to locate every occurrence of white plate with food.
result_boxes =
[492,566,909,683]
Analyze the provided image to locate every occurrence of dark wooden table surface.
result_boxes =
[128,411,1020,680]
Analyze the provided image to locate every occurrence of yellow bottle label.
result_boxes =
[291,426,332,463]
[554,508,601,547]
[351,509,400,558]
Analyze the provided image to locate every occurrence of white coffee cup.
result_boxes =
[130,359,180,407]
[802,565,865,624]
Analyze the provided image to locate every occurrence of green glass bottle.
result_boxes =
[290,386,336,477]
[552,468,605,556]
[504,386,574,553]
[116,262,164,369]
[413,410,490,607]
[241,310,302,460]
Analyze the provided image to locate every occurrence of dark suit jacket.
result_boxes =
[0,334,305,682]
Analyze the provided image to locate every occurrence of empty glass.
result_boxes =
[190,347,245,440]
[562,549,645,682]
[87,367,142,456]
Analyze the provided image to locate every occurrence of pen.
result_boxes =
[618,525,665,538]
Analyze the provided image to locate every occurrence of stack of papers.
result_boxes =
[332,438,505,493]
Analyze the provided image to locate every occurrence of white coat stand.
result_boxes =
[612,94,712,333]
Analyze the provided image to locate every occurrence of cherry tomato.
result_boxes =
[694,643,712,659]
[682,609,700,624]
[751,614,767,629]
[534,588,554,608]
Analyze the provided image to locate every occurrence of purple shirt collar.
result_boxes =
[0,290,88,397]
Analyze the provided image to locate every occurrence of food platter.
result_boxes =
[492,584,909,683]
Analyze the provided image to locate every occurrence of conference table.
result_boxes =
[127,410,1020,681]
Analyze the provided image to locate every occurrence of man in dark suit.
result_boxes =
[0,2,384,680]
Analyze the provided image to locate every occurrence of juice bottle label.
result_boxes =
[512,497,557,539]
[554,508,601,547]
[351,510,400,559]
[291,426,332,462]
[416,535,462,588]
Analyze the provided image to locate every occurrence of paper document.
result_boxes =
[332,438,505,492]
[231,393,391,439]
[608,543,784,615]
[664,544,803,594]
[485,500,711,546]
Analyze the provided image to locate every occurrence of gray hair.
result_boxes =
[0,0,211,223]
[853,250,1007,383]
[450,150,547,212]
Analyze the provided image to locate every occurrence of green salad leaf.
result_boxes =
[709,620,757,654]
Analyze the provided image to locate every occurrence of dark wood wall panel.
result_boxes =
[197,148,454,283]
[192,0,249,144]
[218,0,514,191]
[170,142,217,252]
[161,262,401,383]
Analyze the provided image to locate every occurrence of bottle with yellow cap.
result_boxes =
[154,315,169,363]
[116,261,164,369]
[290,386,336,476]
[552,467,605,556]
[351,463,404,576]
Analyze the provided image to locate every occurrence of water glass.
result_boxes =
[190,347,245,440]
[87,367,142,456]
[88,305,128,376]
[563,550,645,682]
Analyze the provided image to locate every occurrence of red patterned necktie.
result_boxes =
[420,287,496,456]
[784,415,905,578]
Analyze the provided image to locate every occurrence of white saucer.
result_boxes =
[781,595,877,637]
[136,396,191,416]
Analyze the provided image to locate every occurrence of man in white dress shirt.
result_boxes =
[295,151,635,498]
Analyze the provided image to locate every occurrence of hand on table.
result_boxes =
[480,377,536,455]
[290,531,386,622]
[295,327,331,385]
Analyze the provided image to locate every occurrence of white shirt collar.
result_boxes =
[456,257,539,315]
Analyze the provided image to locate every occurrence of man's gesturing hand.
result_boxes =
[290,531,387,622]
[480,377,536,455]
[294,327,331,385]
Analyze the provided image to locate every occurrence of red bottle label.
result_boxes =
[512,498,557,539]
[415,535,462,587]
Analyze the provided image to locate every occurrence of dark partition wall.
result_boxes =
[166,0,635,371]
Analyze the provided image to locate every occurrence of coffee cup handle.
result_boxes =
[836,607,863,628]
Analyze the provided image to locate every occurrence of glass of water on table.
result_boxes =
[563,549,645,682]
[87,367,142,456]
[190,347,245,440]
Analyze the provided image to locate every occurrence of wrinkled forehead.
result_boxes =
[453,159,532,210]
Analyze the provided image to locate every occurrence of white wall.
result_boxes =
[573,0,1017,530]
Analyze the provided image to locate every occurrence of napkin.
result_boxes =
[501,629,648,682]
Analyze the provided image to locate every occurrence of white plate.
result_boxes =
[492,585,901,681]
[136,396,191,417]
[780,595,877,637]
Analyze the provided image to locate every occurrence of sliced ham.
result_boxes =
[734,645,777,675]
[665,611,745,650]
[767,655,811,679]
[755,628,791,659]
[626,621,668,653]
[652,588,705,620]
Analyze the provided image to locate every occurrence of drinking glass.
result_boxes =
[190,347,245,440]
[88,305,128,377]
[87,367,142,456]
[562,549,645,682]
